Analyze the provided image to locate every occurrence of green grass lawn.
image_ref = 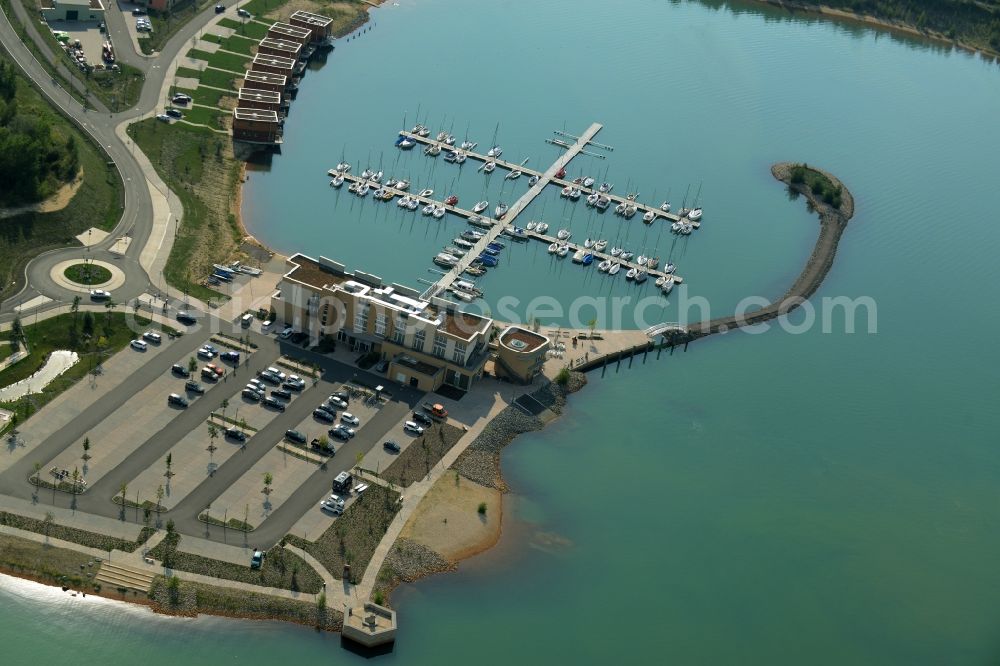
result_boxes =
[0,312,175,426]
[0,70,123,302]
[127,119,238,304]
[218,18,270,40]
[63,263,112,285]
[199,68,240,90]
[193,86,230,107]
[221,34,258,56]
[181,105,227,128]
[206,50,251,73]
[137,1,216,55]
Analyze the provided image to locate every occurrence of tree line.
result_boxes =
[0,58,80,207]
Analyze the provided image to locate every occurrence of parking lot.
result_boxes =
[359,408,432,474]
[47,19,113,72]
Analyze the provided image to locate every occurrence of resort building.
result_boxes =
[266,21,312,47]
[494,326,551,384]
[250,53,296,78]
[256,37,302,61]
[272,254,495,392]
[40,0,104,22]
[288,10,333,44]
[241,70,286,94]
[237,87,282,113]
[232,108,281,145]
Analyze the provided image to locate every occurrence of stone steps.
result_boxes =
[94,562,155,592]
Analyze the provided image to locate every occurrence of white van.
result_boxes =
[241,313,254,328]
[261,319,274,333]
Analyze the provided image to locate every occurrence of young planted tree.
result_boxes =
[165,453,173,479]
[207,423,219,462]
[263,472,273,496]
[81,436,91,462]
[118,481,128,505]
[188,356,197,373]
[71,467,80,493]
[32,461,41,487]
[156,484,165,520]
[42,511,54,539]
[220,398,229,425]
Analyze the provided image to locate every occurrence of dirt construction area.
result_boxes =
[400,472,502,561]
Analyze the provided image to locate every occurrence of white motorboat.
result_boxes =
[556,244,569,258]
[453,238,475,249]
[433,253,459,268]
[626,267,638,280]
[411,124,427,135]
[643,210,656,223]
[583,176,595,188]
[535,222,549,234]
[418,188,433,197]
[663,262,676,274]
[561,186,573,198]
[483,161,497,173]
[608,262,621,275]
[548,242,559,254]
[505,170,522,181]
[599,182,614,193]
[586,192,600,206]
[422,203,435,215]
[528,175,539,186]
[671,221,683,233]
[623,205,638,219]
[425,144,442,156]
[396,179,410,191]
[444,245,466,258]
[598,259,612,272]
[594,239,607,252]
[637,255,648,267]
[407,198,418,211]
[688,208,703,221]
[436,131,448,142]
[336,162,351,172]
[661,276,675,294]
[397,138,415,150]
[557,228,572,240]
[487,145,503,158]
[615,202,627,215]
[451,290,474,302]
[444,151,458,163]
[461,230,485,241]
[620,251,634,261]
[397,195,413,208]
[495,202,509,218]
[572,249,587,263]
[454,152,467,164]
[505,225,528,240]
[596,196,611,211]
[568,188,582,201]
[357,183,370,197]
[660,201,671,212]
[647,256,660,270]
[432,205,446,219]
[584,238,594,249]
[635,270,648,283]
[526,221,537,231]
[473,201,489,213]
[330,175,344,188]
[610,247,622,257]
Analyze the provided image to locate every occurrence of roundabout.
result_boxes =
[50,259,127,294]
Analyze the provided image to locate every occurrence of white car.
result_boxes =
[328,396,347,409]
[142,331,162,344]
[249,378,264,390]
[279,327,294,339]
[130,339,148,351]
[286,375,306,389]
[197,347,216,359]
[403,420,424,435]
[320,494,345,514]
[90,289,111,300]
[340,412,359,426]
[265,366,287,380]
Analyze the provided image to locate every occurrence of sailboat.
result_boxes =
[473,200,489,213]
[495,202,509,218]
[608,262,621,276]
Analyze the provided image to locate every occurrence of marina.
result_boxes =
[327,122,689,302]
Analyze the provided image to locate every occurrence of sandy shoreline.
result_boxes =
[751,0,999,60]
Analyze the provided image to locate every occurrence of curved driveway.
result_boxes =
[0,1,244,320]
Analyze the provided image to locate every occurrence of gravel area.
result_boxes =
[373,537,453,604]
[451,374,587,491]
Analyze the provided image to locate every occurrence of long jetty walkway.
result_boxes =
[398,130,699,227]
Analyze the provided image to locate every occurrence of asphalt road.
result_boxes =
[0,1,246,319]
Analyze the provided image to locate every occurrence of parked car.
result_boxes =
[237,8,251,18]
[130,339,148,351]
[176,312,197,325]
[142,331,162,344]
[313,408,334,423]
[340,412,359,427]
[285,429,306,444]
[266,366,287,380]
[327,396,348,409]
[412,411,433,426]
[197,347,216,359]
[334,424,355,438]
[263,396,285,411]
[250,549,264,569]
[290,331,308,344]
[205,363,224,377]
[221,351,240,363]
[319,494,345,514]
[374,360,388,373]
[259,371,281,385]
[156,113,171,122]
[242,388,262,401]
[171,364,190,377]
[201,367,218,382]
[172,94,191,104]
[284,375,306,390]
[214,3,225,13]
[279,326,294,339]
[271,388,292,401]
[167,393,188,408]
[225,427,246,442]
[248,378,264,390]
[184,380,205,394]
[403,421,424,435]
[329,427,350,441]
[331,391,350,403]
[132,7,147,15]
[89,289,111,301]
[383,440,401,453]
[166,108,183,119]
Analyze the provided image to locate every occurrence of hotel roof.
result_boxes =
[289,10,333,27]
[233,108,279,123]
[268,21,312,40]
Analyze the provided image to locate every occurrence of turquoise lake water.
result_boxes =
[6,0,1000,663]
